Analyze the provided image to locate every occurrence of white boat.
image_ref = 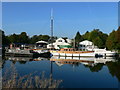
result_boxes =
[94,48,116,57]
[30,48,51,57]
[50,48,95,57]
[50,48,117,57]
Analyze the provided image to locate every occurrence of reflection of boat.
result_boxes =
[5,56,32,61]
[50,56,116,66]
[5,56,49,61]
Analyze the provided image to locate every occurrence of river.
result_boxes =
[1,56,120,88]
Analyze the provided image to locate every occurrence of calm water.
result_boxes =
[1,56,120,88]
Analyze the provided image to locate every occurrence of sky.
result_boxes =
[2,2,118,38]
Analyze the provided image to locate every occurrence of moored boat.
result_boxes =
[94,49,117,57]
[50,48,117,57]
[50,48,95,57]
[30,48,51,58]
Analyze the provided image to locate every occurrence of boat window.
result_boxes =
[58,40,62,42]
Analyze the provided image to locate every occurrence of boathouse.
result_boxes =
[47,38,72,49]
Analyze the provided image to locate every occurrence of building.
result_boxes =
[47,38,72,49]
[35,41,48,49]
[79,40,98,51]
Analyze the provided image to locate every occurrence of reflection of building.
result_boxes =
[79,40,98,51]
[47,38,72,49]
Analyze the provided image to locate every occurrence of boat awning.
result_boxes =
[36,41,48,44]
[59,45,72,48]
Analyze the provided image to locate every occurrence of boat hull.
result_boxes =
[50,51,95,57]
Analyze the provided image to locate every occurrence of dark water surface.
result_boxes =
[1,56,120,88]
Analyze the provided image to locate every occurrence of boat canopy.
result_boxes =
[59,45,72,48]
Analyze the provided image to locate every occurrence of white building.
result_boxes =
[79,40,98,51]
[47,38,72,49]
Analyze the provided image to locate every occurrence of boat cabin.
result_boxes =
[60,48,75,51]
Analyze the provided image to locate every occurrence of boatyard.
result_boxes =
[1,2,120,89]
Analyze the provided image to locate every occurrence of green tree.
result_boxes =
[88,29,108,48]
[115,27,120,50]
[75,31,83,42]
[41,35,50,41]
[30,35,39,44]
[82,31,90,40]
[75,31,83,48]
[9,33,20,43]
[19,32,29,44]
[93,37,103,48]
[106,30,116,50]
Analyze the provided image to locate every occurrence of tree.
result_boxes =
[1,30,10,46]
[115,27,120,50]
[106,27,120,50]
[93,37,103,48]
[41,35,50,41]
[30,35,39,44]
[19,32,29,44]
[74,31,83,48]
[82,31,90,40]
[87,29,108,48]
[75,31,83,42]
[9,33,20,43]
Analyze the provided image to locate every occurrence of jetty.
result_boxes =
[5,49,33,57]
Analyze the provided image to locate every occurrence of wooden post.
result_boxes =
[79,54,80,59]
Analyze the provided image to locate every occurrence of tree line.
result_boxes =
[1,26,120,51]
[1,31,50,45]
[75,27,120,51]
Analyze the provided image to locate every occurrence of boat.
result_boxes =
[50,48,117,57]
[93,48,117,57]
[50,48,96,57]
[49,9,117,57]
[30,48,51,58]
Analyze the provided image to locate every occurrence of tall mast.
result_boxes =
[51,8,53,43]
[50,9,53,87]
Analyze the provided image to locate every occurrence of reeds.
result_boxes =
[2,63,62,88]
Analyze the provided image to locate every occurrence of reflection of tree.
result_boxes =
[70,62,80,67]
[18,61,27,64]
[1,59,6,69]
[106,59,120,81]
[12,61,16,64]
[2,63,62,88]
[84,63,104,72]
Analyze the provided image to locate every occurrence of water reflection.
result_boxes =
[50,56,120,81]
[2,56,62,88]
[2,56,120,88]
[50,56,117,67]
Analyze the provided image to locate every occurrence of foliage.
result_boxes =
[1,30,50,45]
[106,30,116,50]
[82,29,108,48]
[106,27,120,50]
[19,32,29,44]
[75,31,83,43]
[1,26,120,50]
[74,31,83,48]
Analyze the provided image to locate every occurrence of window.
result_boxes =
[58,40,62,42]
